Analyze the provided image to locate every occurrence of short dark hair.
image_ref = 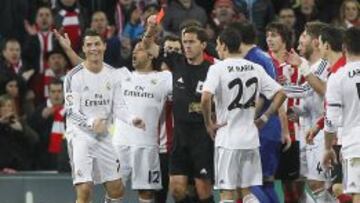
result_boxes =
[266,22,292,50]
[319,26,345,52]
[163,35,181,44]
[179,19,202,32]
[305,21,328,39]
[49,78,63,88]
[182,26,208,43]
[82,29,105,44]
[229,22,256,45]
[1,38,20,51]
[218,28,242,53]
[344,26,360,55]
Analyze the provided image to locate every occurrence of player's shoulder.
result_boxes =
[66,63,85,80]
[112,66,131,78]
[157,70,172,79]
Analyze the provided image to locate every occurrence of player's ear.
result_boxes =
[201,41,207,51]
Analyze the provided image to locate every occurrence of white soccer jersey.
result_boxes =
[285,59,329,134]
[203,58,282,149]
[283,59,329,98]
[325,61,360,159]
[64,63,131,136]
[113,70,172,147]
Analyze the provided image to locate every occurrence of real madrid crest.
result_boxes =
[106,82,111,90]
[150,79,157,85]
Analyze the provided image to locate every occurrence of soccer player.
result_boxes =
[323,26,360,203]
[63,29,143,203]
[284,21,334,202]
[201,28,286,203]
[265,22,303,202]
[233,22,288,202]
[112,17,173,203]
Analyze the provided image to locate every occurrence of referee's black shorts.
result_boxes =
[169,122,214,181]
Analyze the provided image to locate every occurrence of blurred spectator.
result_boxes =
[0,38,35,112]
[0,39,34,83]
[0,0,29,44]
[89,11,123,66]
[160,34,182,71]
[333,0,360,28]
[23,6,58,74]
[28,0,57,23]
[78,0,114,20]
[0,94,39,172]
[278,7,298,47]
[271,0,298,14]
[293,0,319,35]
[162,0,207,35]
[28,79,64,170]
[90,11,116,39]
[111,0,137,38]
[23,6,60,105]
[235,0,275,48]
[54,0,89,53]
[118,36,133,68]
[44,49,68,98]
[123,5,145,41]
[211,0,238,33]
[142,3,160,22]
[0,78,34,118]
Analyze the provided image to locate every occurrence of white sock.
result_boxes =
[314,189,336,203]
[138,197,154,203]
[104,196,123,203]
[220,200,235,203]
[242,193,260,203]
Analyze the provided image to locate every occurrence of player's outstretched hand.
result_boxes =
[286,48,302,67]
[93,118,107,134]
[305,126,320,145]
[53,29,71,50]
[254,119,265,129]
[323,149,337,170]
[206,122,227,141]
[132,118,146,130]
[147,14,157,27]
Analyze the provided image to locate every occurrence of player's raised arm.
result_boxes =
[54,29,83,66]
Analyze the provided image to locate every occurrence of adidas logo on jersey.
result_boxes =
[200,168,207,175]
[177,77,184,83]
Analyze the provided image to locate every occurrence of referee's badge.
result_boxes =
[196,81,204,93]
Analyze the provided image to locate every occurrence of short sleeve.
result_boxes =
[202,64,220,94]
[258,65,283,100]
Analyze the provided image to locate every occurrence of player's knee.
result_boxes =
[195,179,213,199]
[307,180,324,192]
[220,190,235,201]
[138,190,154,200]
[169,181,187,200]
[76,183,92,202]
[105,180,125,198]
